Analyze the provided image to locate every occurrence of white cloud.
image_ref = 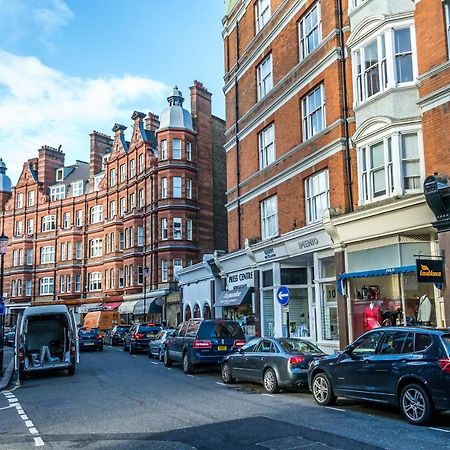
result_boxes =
[0,50,169,184]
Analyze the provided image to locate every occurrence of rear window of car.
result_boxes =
[200,321,244,339]
[138,326,161,334]
[442,335,450,353]
[117,326,130,332]
[279,339,322,354]
[79,329,98,336]
[415,333,433,352]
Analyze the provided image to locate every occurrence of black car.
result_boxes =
[78,328,104,351]
[123,323,162,354]
[105,325,131,346]
[308,327,450,425]
[222,337,325,393]
[164,319,246,374]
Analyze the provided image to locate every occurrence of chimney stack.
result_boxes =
[38,145,65,188]
[145,113,160,131]
[90,131,113,179]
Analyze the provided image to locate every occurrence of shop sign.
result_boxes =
[416,259,444,283]
[263,248,276,260]
[298,237,319,251]
[227,270,254,290]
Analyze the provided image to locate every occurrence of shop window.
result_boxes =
[262,270,273,287]
[203,304,211,319]
[281,268,307,285]
[321,284,338,341]
[184,305,192,321]
[192,304,201,319]
[262,290,275,337]
[287,288,310,337]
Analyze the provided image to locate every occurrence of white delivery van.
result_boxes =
[15,305,79,380]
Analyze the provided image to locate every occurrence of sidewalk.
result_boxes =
[0,345,14,390]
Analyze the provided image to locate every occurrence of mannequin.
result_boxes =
[417,294,432,324]
[364,301,381,331]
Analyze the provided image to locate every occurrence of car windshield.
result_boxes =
[209,321,243,339]
[139,326,161,334]
[442,335,450,352]
[79,329,98,336]
[278,339,322,353]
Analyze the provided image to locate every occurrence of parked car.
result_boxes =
[105,325,131,346]
[148,328,176,360]
[221,337,326,393]
[308,327,450,425]
[15,305,79,381]
[123,323,162,354]
[78,328,104,351]
[164,319,246,374]
[5,326,16,347]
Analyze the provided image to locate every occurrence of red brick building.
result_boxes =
[0,82,226,326]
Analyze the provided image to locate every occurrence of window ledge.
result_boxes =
[354,84,418,111]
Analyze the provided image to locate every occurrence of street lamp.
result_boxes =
[143,266,149,323]
[0,233,9,377]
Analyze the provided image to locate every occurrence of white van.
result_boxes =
[15,305,79,380]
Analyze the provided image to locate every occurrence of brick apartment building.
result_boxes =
[178,0,450,352]
[0,82,226,327]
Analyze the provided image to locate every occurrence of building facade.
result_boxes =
[0,82,226,327]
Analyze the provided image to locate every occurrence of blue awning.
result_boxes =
[337,265,416,295]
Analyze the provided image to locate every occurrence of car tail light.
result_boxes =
[438,358,450,374]
[135,333,145,339]
[71,344,76,355]
[18,349,25,363]
[289,355,305,365]
[193,340,212,349]
[233,340,246,349]
[96,334,103,340]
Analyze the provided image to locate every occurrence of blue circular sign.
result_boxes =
[276,286,290,306]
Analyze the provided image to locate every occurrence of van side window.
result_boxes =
[415,333,433,352]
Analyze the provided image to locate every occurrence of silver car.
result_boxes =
[148,328,176,361]
[221,337,325,393]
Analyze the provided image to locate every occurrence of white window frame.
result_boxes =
[60,242,66,261]
[26,280,32,296]
[50,185,65,201]
[258,123,275,169]
[120,197,126,216]
[161,218,168,240]
[445,1,450,58]
[90,205,103,224]
[161,260,168,282]
[40,277,54,295]
[72,180,84,197]
[15,221,22,237]
[261,195,278,240]
[160,140,168,160]
[305,170,330,224]
[186,178,192,199]
[173,177,182,198]
[66,274,71,293]
[137,225,144,246]
[255,0,270,34]
[139,189,144,208]
[26,219,34,234]
[173,218,182,240]
[75,274,81,292]
[75,241,82,259]
[89,238,103,257]
[42,215,56,232]
[17,279,22,296]
[89,272,102,291]
[110,168,117,187]
[17,193,23,208]
[187,218,193,241]
[130,192,136,210]
[40,246,55,264]
[161,177,168,199]
[130,159,136,178]
[299,2,322,61]
[60,275,65,293]
[26,249,33,265]
[302,84,326,141]
[173,258,183,275]
[18,249,23,265]
[27,190,35,206]
[186,141,192,161]
[120,164,126,182]
[173,139,182,159]
[109,200,116,219]
[138,153,144,173]
[76,210,83,227]
[257,54,273,101]
[63,212,70,229]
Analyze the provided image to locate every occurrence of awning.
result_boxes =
[101,302,122,310]
[337,265,416,294]
[215,287,252,308]
[78,303,102,313]
[133,299,163,315]
[118,300,139,314]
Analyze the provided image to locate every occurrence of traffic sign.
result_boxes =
[276,286,290,306]
[0,303,4,315]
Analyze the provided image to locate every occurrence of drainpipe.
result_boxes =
[235,20,242,247]
[336,0,354,212]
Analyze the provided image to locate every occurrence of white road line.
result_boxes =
[261,393,274,397]
[7,398,18,403]
[326,406,346,412]
[34,437,45,447]
[429,427,450,433]
[216,382,227,386]
[187,375,194,378]
[20,414,29,420]
[25,420,34,428]
[29,428,39,435]
[132,355,137,358]
[151,362,158,365]
[167,368,173,371]
[0,405,14,411]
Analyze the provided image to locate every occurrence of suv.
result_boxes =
[163,319,246,374]
[308,327,450,425]
[105,325,131,346]
[123,323,162,354]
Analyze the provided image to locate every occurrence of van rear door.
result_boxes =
[14,314,23,371]
[68,308,79,363]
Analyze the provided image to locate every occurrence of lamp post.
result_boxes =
[0,233,9,377]
[143,266,149,323]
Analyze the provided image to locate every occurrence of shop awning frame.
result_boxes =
[215,287,252,308]
[133,299,163,315]
[337,265,416,295]
[118,300,139,314]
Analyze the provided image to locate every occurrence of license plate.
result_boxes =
[217,345,227,351]
[85,342,94,346]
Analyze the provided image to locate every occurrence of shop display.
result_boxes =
[417,294,432,324]
[363,301,381,331]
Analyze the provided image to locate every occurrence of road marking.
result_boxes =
[167,368,173,371]
[216,382,227,386]
[261,393,274,397]
[34,437,45,447]
[132,355,137,358]
[187,374,194,378]
[2,392,45,447]
[151,362,158,365]
[326,406,346,412]
[0,405,14,411]
[429,427,450,433]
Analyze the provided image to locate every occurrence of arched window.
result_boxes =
[204,304,211,319]
[193,303,201,318]
[185,304,192,320]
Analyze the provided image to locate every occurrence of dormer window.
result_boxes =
[56,168,64,182]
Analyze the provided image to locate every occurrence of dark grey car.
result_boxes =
[148,328,176,361]
[222,337,325,393]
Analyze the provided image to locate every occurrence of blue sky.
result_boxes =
[0,0,225,184]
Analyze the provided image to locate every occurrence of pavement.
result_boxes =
[0,344,14,390]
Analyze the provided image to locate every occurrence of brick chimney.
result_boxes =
[90,131,113,179]
[145,113,160,131]
[38,146,65,188]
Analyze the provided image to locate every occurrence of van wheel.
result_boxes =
[263,368,279,394]
[400,383,434,425]
[68,365,75,376]
[312,372,336,406]
[163,349,172,367]
[183,352,194,374]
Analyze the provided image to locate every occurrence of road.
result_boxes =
[0,345,449,449]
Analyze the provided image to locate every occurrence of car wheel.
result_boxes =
[183,352,194,374]
[163,349,172,367]
[312,372,336,406]
[263,368,280,394]
[68,365,75,376]
[400,383,434,425]
[221,362,235,384]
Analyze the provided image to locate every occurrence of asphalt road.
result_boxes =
[0,345,449,449]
